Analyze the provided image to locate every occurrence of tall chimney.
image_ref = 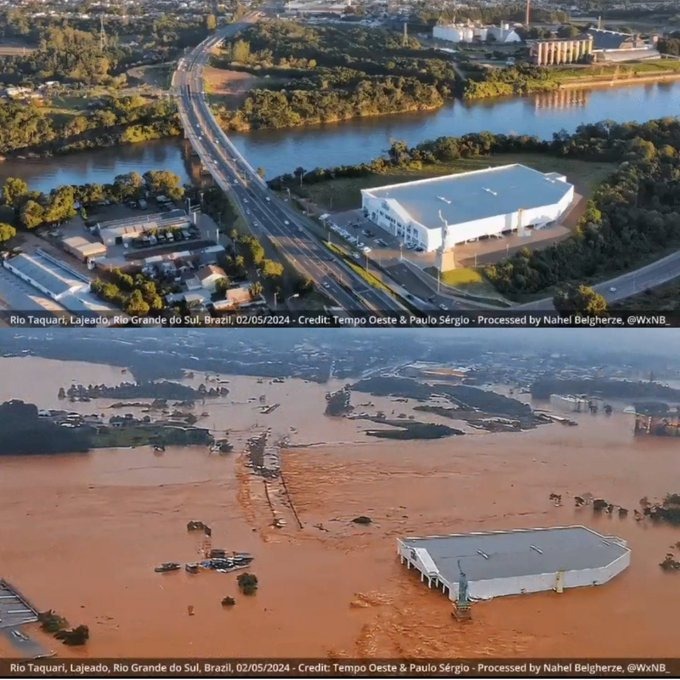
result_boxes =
[525,0,530,27]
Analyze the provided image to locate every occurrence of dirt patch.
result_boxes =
[204,67,259,106]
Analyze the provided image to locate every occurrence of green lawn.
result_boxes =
[326,241,392,294]
[423,266,505,299]
[553,60,680,82]
[297,153,617,212]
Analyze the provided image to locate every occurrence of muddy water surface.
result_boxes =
[0,357,678,659]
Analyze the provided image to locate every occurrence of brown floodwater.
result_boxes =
[0,357,678,659]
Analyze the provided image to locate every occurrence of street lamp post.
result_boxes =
[273,292,300,310]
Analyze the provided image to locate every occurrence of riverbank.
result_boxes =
[462,60,680,101]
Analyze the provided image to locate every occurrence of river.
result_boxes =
[0,82,678,191]
[0,355,679,659]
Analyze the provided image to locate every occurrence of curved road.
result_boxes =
[173,17,407,315]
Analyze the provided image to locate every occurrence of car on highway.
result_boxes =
[284,220,290,225]
[265,197,271,202]
[609,287,617,293]
[361,246,372,254]
[439,304,448,311]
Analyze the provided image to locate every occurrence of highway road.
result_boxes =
[519,250,680,310]
[173,18,408,315]
[174,19,680,317]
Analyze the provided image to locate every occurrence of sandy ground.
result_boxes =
[0,357,678,659]
[203,67,259,107]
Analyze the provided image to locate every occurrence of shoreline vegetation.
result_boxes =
[0,398,214,455]
[269,117,680,301]
[210,20,455,132]
[0,95,180,160]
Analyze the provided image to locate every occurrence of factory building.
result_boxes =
[433,22,520,44]
[398,526,630,601]
[530,36,594,65]
[2,251,91,301]
[586,28,659,62]
[360,164,574,252]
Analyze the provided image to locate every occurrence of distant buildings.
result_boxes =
[586,27,660,62]
[433,21,521,44]
[530,28,660,66]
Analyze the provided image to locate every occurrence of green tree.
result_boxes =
[553,284,608,316]
[231,39,251,64]
[215,277,231,296]
[262,259,284,279]
[143,170,185,200]
[2,177,29,208]
[0,222,17,243]
[20,199,45,229]
[125,289,151,316]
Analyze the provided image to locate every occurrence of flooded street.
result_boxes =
[0,357,678,659]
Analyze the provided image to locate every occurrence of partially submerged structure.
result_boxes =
[398,526,630,601]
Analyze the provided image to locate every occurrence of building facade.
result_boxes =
[530,36,594,65]
[360,164,574,252]
[398,526,630,601]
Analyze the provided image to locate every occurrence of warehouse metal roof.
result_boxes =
[400,526,629,583]
[361,164,573,230]
[4,253,88,299]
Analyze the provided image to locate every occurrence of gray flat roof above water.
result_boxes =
[362,164,573,229]
[400,526,628,583]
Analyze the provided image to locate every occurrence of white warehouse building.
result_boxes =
[360,164,574,252]
[397,526,630,601]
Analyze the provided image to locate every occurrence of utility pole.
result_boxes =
[100,14,106,52]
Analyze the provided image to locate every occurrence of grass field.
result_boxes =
[127,64,174,90]
[298,154,617,212]
[423,266,504,298]
[326,242,392,294]
[553,59,680,83]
